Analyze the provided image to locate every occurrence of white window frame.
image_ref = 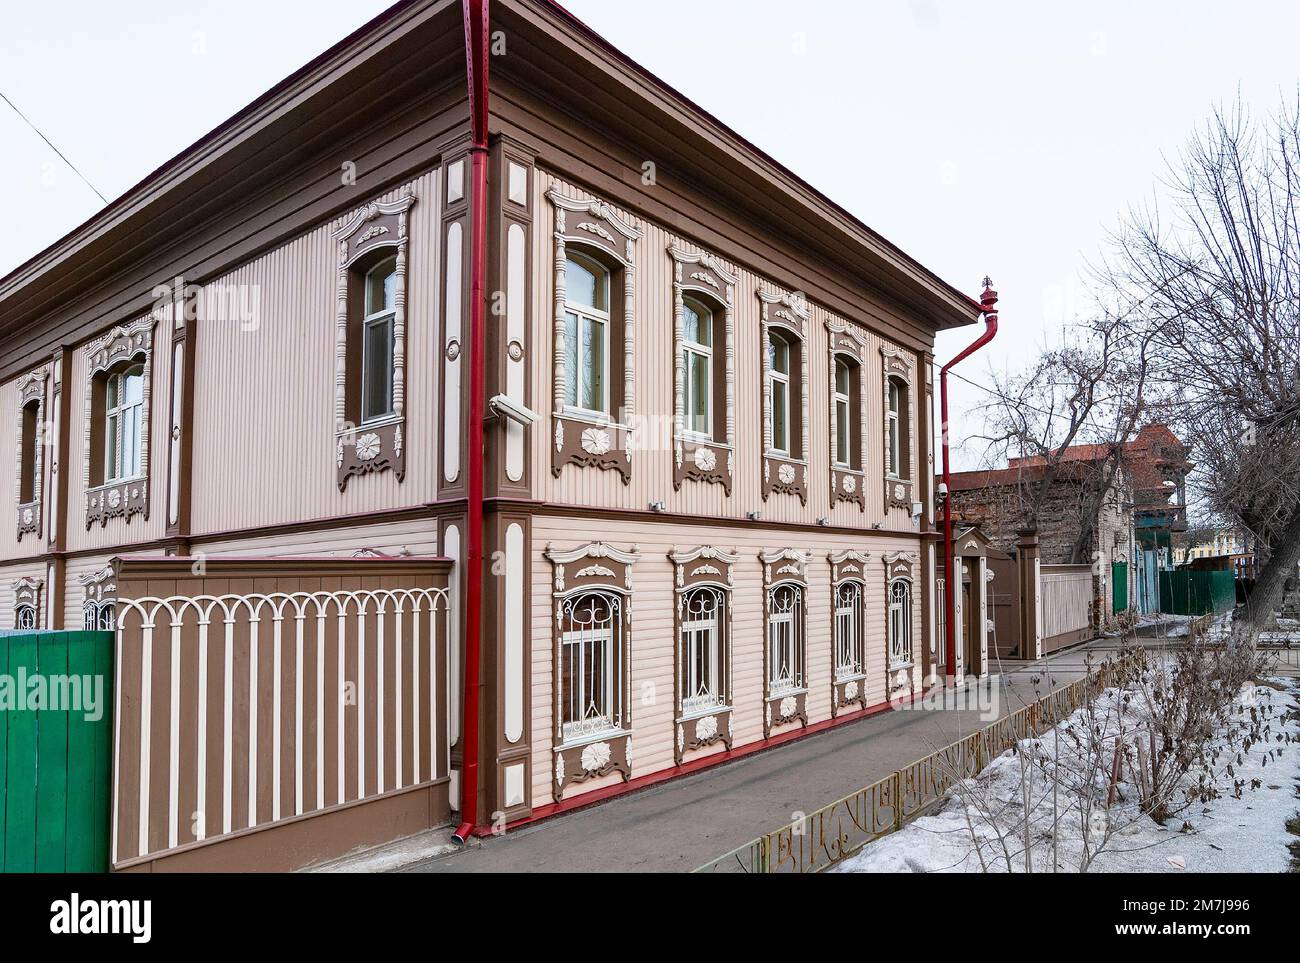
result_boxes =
[105,363,145,483]
[681,297,714,441]
[834,580,865,681]
[83,600,117,632]
[889,577,913,668]
[886,377,902,479]
[562,252,612,418]
[558,590,622,744]
[834,357,852,468]
[767,583,804,695]
[680,586,725,716]
[360,256,398,424]
[769,333,792,456]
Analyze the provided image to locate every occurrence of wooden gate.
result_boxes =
[0,630,114,872]
[1040,565,1093,654]
[987,556,1020,660]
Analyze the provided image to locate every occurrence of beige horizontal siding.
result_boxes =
[530,514,924,806]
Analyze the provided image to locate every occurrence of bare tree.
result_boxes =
[1096,96,1300,635]
[973,318,1156,566]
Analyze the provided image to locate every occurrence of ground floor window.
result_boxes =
[84,600,116,631]
[559,591,623,742]
[767,583,804,694]
[15,604,36,630]
[889,578,913,666]
[834,580,864,680]
[680,586,726,714]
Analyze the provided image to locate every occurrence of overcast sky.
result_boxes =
[4,1,1299,468]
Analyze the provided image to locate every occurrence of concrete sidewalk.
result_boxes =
[315,643,1098,874]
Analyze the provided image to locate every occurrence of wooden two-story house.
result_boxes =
[0,0,986,870]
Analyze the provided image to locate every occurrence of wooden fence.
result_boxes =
[110,556,453,872]
[1039,564,1093,653]
[693,658,1123,873]
[0,630,114,872]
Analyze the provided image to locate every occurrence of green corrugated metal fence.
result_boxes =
[1158,570,1236,617]
[0,630,114,873]
[1112,562,1128,613]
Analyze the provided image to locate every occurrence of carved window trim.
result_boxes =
[881,346,915,511]
[759,289,811,504]
[670,245,738,493]
[669,545,740,765]
[547,189,642,485]
[83,316,155,529]
[80,565,118,631]
[760,548,812,738]
[544,540,640,802]
[827,320,870,512]
[15,366,48,541]
[13,575,44,630]
[829,550,872,715]
[884,551,918,670]
[331,190,417,492]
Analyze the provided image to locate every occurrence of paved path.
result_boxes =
[395,644,1102,874]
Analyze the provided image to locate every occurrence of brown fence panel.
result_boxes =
[109,556,451,871]
[1040,564,1093,654]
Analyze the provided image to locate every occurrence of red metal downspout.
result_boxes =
[940,279,999,681]
[453,0,490,845]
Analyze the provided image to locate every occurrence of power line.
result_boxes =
[0,88,107,205]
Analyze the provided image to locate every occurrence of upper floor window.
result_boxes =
[834,580,864,680]
[19,400,39,503]
[682,298,714,438]
[834,357,862,469]
[563,253,610,415]
[886,376,910,479]
[889,578,913,667]
[769,332,793,455]
[105,363,145,482]
[361,257,397,423]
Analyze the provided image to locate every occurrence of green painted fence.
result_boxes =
[1158,570,1236,617]
[0,630,114,873]
[1112,561,1128,613]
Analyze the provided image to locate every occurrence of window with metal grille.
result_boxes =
[559,591,623,742]
[889,578,913,666]
[680,586,725,714]
[767,583,804,694]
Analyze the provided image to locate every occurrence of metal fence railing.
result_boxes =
[693,659,1125,874]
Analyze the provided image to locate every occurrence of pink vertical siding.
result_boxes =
[530,171,922,530]
[189,169,442,535]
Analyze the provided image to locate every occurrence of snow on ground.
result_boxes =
[837,673,1300,874]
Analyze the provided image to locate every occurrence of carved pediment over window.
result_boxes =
[882,550,919,581]
[829,549,871,585]
[15,365,49,541]
[670,245,738,495]
[760,547,813,587]
[670,545,741,591]
[83,316,155,529]
[331,190,417,492]
[547,190,642,485]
